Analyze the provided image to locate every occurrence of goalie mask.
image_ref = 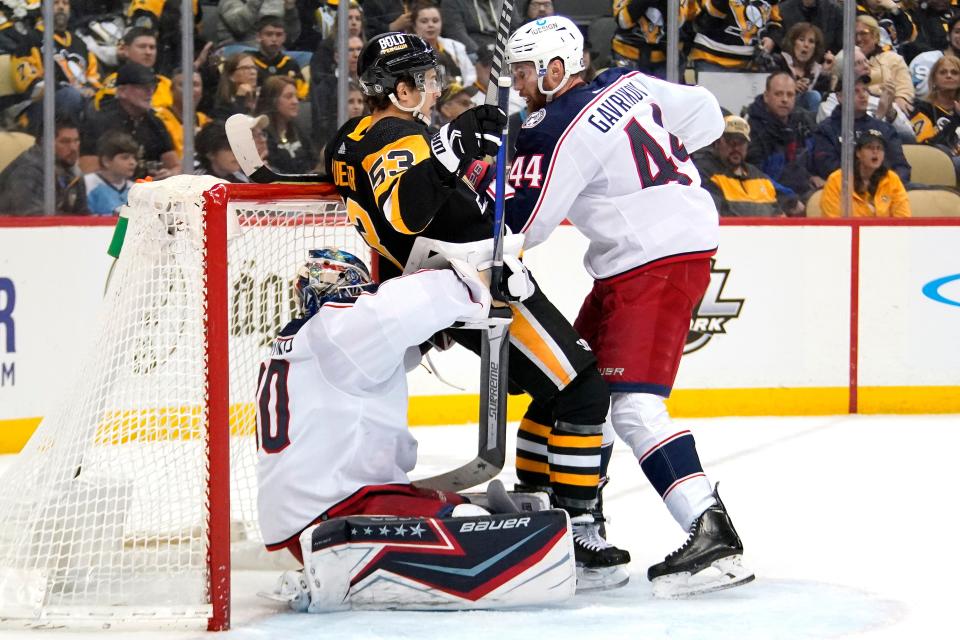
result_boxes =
[295,249,376,318]
[358,32,444,121]
[506,16,585,99]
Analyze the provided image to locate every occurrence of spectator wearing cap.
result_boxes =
[80,62,180,179]
[0,117,87,215]
[217,0,301,49]
[821,128,911,217]
[695,116,804,217]
[252,16,308,100]
[818,46,915,140]
[909,15,960,100]
[411,1,475,88]
[95,28,173,111]
[812,73,911,182]
[746,70,820,199]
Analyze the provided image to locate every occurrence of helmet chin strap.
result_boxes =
[538,70,572,103]
[389,91,430,125]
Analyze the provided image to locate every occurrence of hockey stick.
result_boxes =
[414,1,516,493]
[225,114,328,184]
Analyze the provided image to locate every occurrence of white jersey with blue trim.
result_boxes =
[503,68,724,279]
[255,269,486,547]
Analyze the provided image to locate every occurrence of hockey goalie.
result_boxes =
[255,249,578,612]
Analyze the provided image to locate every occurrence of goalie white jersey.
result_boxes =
[255,269,486,548]
[503,68,725,279]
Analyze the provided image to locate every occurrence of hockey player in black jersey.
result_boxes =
[324,32,630,589]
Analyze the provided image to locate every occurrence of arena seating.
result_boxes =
[0,131,35,174]
[902,145,957,189]
[806,187,960,217]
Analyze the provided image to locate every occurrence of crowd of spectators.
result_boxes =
[0,0,957,217]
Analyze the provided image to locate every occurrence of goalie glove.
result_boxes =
[479,254,536,302]
[448,259,513,330]
[431,105,507,177]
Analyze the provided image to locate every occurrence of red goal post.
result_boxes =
[0,177,366,630]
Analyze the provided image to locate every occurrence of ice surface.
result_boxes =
[1,414,956,639]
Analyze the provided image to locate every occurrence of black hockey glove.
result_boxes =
[430,105,507,177]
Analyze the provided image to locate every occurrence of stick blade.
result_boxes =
[225,113,267,176]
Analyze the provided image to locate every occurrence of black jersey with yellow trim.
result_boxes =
[325,114,495,280]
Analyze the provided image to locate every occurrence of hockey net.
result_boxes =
[0,176,367,630]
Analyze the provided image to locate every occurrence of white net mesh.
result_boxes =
[0,176,363,627]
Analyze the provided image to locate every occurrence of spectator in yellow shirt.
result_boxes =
[822,129,911,217]
[156,67,211,159]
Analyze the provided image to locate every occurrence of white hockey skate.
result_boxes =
[258,570,311,612]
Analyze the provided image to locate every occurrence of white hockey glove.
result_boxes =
[430,105,507,177]
[478,254,536,302]
[448,259,513,330]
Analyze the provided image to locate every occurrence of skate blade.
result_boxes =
[576,565,630,592]
[651,554,755,599]
[257,590,297,603]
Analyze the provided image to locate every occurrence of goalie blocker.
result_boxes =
[279,509,575,612]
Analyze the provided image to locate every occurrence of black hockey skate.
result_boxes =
[591,475,610,538]
[647,484,754,598]
[571,513,631,592]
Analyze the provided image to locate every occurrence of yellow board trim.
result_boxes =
[857,386,960,414]
[2,387,958,454]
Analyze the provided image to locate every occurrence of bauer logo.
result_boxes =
[0,277,14,387]
[684,261,743,354]
[459,517,531,533]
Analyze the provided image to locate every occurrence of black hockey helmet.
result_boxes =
[358,32,444,97]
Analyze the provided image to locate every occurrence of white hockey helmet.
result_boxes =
[505,16,585,98]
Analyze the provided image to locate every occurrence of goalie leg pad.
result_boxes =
[298,510,576,612]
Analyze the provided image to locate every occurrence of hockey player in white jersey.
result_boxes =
[255,248,577,611]
[500,16,754,597]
